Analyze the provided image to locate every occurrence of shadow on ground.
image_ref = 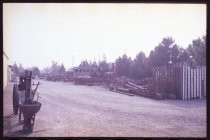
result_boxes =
[156,98,206,108]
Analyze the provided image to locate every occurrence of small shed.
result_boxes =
[153,64,206,100]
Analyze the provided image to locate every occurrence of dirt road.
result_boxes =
[4,80,206,137]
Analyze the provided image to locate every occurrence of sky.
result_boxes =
[3,3,206,70]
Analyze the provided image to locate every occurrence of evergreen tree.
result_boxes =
[58,64,66,74]
[187,35,206,65]
[115,54,132,77]
[33,67,40,77]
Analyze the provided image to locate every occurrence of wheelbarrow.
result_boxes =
[20,101,42,133]
[12,70,42,133]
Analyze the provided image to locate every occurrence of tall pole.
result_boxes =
[72,55,74,68]
[25,70,32,104]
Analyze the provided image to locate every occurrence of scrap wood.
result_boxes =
[92,83,101,86]
[113,89,135,96]
[124,84,139,90]
[127,82,147,90]
[87,83,93,86]
[116,87,130,93]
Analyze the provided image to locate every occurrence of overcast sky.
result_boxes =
[3,3,206,70]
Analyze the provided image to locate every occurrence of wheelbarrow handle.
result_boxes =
[37,95,41,98]
[35,92,41,101]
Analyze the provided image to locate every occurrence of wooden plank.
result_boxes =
[181,66,184,100]
[204,67,206,97]
[199,67,201,98]
[170,67,171,92]
[191,68,193,99]
[198,68,201,99]
[124,84,139,90]
[127,82,145,90]
[190,68,193,99]
[184,66,187,100]
[196,67,199,98]
[201,67,203,97]
[201,67,203,99]
[195,68,197,98]
[116,87,130,93]
[177,67,180,97]
[193,68,196,99]
[186,66,188,100]
[114,89,135,96]
[201,66,206,97]
[187,66,191,100]
[191,68,194,99]
[177,68,179,96]
[180,66,183,100]
[183,66,185,100]
[192,68,194,99]
[182,66,185,100]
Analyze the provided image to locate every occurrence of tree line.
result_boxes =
[115,35,206,79]
[12,35,206,80]
[12,63,41,77]
[12,61,66,77]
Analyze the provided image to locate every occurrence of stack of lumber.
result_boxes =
[110,81,147,96]
[108,78,165,100]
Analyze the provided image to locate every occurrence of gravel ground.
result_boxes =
[3,79,206,137]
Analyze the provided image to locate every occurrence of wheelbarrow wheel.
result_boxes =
[13,84,19,115]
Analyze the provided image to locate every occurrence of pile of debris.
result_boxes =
[108,77,166,100]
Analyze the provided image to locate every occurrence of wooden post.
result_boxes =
[24,70,32,104]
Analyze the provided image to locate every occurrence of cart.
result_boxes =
[12,70,42,133]
[21,101,41,132]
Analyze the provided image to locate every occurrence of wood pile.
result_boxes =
[108,77,166,100]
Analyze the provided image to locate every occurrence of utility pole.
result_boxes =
[72,55,74,68]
